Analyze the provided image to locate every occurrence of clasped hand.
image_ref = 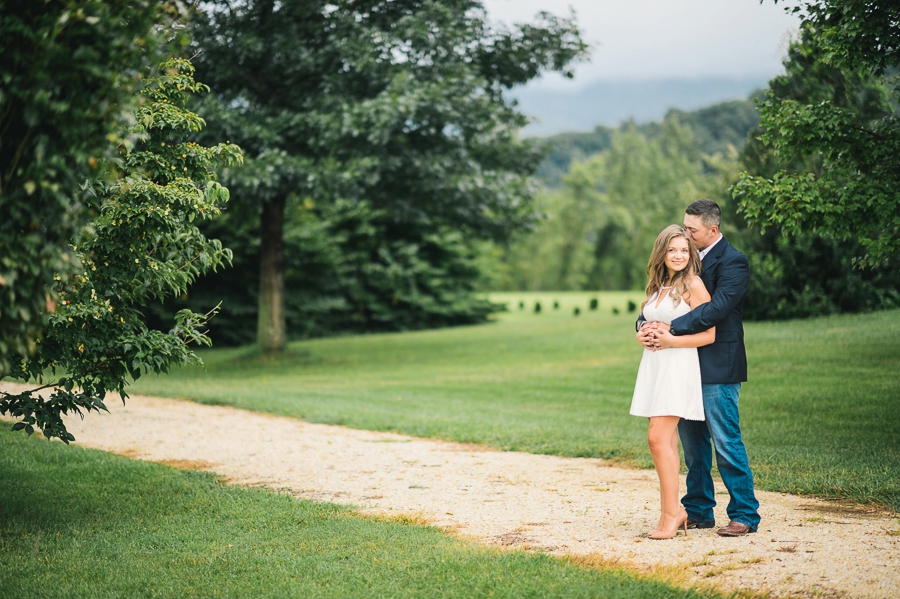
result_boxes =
[636,321,673,351]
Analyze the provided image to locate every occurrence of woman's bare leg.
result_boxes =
[647,416,686,535]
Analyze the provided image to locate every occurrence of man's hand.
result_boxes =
[654,328,677,350]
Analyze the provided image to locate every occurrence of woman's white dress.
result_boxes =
[630,291,705,421]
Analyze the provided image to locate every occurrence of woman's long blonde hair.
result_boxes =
[642,225,702,309]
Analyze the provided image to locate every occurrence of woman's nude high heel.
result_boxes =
[647,510,688,540]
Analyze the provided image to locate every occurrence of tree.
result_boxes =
[0,0,181,373]
[732,17,900,319]
[734,1,900,268]
[186,0,588,351]
[0,59,241,442]
[497,116,735,292]
[148,193,502,345]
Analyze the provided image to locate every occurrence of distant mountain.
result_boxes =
[512,77,769,136]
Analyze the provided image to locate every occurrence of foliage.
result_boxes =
[739,231,900,320]
[183,0,588,349]
[778,0,900,73]
[495,117,737,291]
[0,0,181,373]
[649,99,763,157]
[732,17,900,319]
[534,126,615,187]
[735,1,900,268]
[0,59,242,442]
[148,199,496,345]
[535,97,760,187]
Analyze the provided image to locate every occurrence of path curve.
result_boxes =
[2,383,897,598]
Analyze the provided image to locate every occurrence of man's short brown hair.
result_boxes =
[685,199,721,228]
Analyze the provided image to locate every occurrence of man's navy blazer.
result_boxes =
[639,237,749,385]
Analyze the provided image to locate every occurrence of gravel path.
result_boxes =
[3,383,898,598]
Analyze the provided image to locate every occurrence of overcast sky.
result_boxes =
[481,0,803,89]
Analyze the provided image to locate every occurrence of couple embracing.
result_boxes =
[630,199,760,539]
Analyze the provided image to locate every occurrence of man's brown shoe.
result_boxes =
[716,521,756,537]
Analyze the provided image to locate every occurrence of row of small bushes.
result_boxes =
[516,299,638,316]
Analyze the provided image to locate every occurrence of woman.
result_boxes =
[630,225,714,539]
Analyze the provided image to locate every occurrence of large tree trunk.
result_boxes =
[257,196,286,352]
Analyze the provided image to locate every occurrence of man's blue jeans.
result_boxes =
[678,383,760,529]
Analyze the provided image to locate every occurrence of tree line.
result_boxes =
[145,0,588,348]
[1,1,898,441]
[0,0,587,440]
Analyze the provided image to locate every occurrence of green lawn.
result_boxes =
[128,292,900,510]
[0,429,719,599]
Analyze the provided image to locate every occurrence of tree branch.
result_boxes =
[2,129,33,193]
[844,123,890,142]
[177,254,203,271]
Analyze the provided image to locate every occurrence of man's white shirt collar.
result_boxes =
[699,234,724,261]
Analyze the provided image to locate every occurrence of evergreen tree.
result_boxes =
[184,0,587,349]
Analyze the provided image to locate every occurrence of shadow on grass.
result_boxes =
[0,429,724,599]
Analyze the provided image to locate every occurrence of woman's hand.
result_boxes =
[637,322,658,350]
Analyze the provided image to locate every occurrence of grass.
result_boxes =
[128,292,900,511]
[0,429,722,599]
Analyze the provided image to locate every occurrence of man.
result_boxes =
[637,198,760,537]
